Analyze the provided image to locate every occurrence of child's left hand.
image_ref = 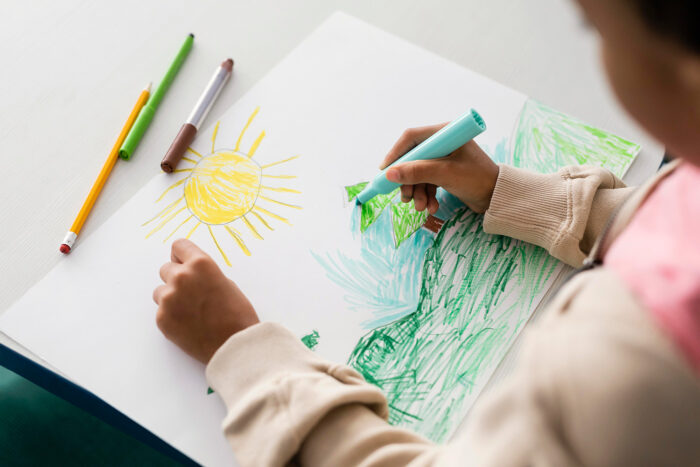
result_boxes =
[153,239,260,363]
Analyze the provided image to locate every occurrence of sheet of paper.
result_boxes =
[0,12,639,466]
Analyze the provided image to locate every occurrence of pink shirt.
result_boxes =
[605,163,700,372]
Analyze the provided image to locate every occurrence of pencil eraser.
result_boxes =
[59,244,71,254]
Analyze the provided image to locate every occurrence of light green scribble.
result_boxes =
[345,182,368,202]
[512,99,639,177]
[391,202,428,247]
[361,191,398,232]
[345,183,427,245]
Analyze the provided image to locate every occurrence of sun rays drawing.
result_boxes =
[143,107,301,265]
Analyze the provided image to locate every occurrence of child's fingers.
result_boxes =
[159,262,178,283]
[171,238,204,264]
[401,184,414,202]
[379,123,448,169]
[426,185,439,214]
[152,284,169,305]
[413,183,428,211]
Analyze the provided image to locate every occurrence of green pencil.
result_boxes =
[119,33,195,160]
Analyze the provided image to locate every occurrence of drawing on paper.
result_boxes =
[505,99,640,173]
[313,98,640,442]
[344,182,428,248]
[349,209,559,440]
[301,330,320,350]
[143,107,302,265]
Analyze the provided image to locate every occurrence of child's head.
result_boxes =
[577,0,700,164]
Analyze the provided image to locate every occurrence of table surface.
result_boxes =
[0,0,662,442]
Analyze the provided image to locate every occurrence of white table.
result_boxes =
[0,0,662,449]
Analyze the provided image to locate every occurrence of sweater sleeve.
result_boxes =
[206,322,432,466]
[483,164,632,267]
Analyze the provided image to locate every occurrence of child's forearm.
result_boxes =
[483,164,631,267]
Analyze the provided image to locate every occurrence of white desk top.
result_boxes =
[0,0,662,440]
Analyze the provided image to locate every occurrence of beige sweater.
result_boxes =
[206,161,700,467]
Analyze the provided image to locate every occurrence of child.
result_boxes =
[153,0,700,465]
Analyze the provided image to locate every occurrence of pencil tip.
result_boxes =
[145,82,152,92]
[189,33,194,38]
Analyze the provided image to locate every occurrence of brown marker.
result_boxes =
[161,58,234,172]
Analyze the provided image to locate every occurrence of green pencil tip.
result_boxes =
[189,33,194,38]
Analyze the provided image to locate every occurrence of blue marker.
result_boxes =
[356,109,486,204]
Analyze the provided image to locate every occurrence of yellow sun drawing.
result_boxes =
[143,107,301,266]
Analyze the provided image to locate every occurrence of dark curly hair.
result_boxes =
[630,0,700,54]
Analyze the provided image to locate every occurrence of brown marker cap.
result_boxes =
[161,123,197,173]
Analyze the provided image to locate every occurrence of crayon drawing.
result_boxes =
[313,99,640,442]
[143,107,302,265]
[301,330,321,350]
[508,99,639,174]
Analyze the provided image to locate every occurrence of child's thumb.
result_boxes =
[386,160,445,186]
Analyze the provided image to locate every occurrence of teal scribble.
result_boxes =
[312,205,434,329]
[485,138,509,165]
[314,188,466,329]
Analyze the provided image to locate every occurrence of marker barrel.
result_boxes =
[356,109,486,204]
[160,59,233,173]
[150,34,195,109]
[119,34,194,160]
[187,64,231,128]
[161,123,197,173]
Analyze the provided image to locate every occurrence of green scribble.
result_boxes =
[207,387,214,395]
[512,99,639,176]
[348,209,559,441]
[360,190,398,232]
[345,182,368,202]
[345,182,398,232]
[345,183,427,243]
[301,330,320,350]
[391,202,429,247]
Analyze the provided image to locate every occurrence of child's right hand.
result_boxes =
[381,124,499,214]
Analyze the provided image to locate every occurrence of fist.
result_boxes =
[153,239,259,363]
[381,124,499,214]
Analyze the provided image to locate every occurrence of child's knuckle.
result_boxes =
[171,270,189,287]
[191,255,211,271]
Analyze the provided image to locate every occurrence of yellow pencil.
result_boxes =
[60,83,151,254]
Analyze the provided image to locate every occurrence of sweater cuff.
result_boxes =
[206,322,325,405]
[484,164,571,253]
[206,322,388,466]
